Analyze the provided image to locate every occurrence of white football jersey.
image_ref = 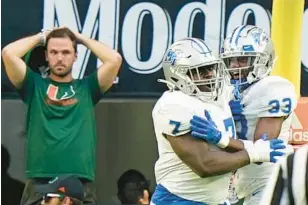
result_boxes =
[152,90,235,204]
[233,76,298,198]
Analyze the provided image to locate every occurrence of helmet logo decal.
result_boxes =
[251,31,261,45]
[165,50,179,66]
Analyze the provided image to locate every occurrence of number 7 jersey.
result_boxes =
[234,76,298,198]
[152,90,235,204]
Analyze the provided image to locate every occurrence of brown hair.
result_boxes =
[45,28,77,52]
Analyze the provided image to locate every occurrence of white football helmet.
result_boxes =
[161,38,226,101]
[220,25,275,89]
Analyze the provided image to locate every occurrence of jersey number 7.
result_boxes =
[169,117,236,139]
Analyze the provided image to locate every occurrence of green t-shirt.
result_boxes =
[18,68,101,181]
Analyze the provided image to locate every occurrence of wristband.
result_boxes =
[217,134,230,148]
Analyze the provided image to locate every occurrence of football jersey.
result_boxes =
[233,76,298,198]
[152,90,235,204]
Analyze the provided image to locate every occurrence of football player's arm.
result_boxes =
[75,32,122,93]
[225,118,284,151]
[224,138,245,152]
[2,33,42,89]
[189,110,287,162]
[253,117,284,141]
[166,134,250,177]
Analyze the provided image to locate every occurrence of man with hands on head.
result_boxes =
[2,27,122,205]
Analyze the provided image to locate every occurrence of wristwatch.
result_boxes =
[39,32,46,46]
[39,28,53,46]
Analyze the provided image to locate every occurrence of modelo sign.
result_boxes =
[42,0,308,80]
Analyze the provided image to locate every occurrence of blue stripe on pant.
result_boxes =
[151,184,228,205]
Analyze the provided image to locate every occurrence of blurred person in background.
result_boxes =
[1,145,25,205]
[117,169,151,205]
[36,175,84,205]
[1,27,122,205]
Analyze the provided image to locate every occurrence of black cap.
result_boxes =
[36,175,84,201]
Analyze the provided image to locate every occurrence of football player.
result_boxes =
[189,25,297,205]
[150,37,287,205]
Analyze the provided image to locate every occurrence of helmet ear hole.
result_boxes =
[266,54,273,67]
[171,77,178,83]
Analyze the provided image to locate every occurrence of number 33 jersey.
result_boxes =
[234,76,298,198]
[152,90,235,204]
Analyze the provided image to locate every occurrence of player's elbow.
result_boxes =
[200,169,215,178]
[194,171,207,178]
[194,165,214,178]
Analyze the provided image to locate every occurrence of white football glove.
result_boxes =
[242,137,287,163]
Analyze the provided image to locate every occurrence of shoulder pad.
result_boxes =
[152,92,194,136]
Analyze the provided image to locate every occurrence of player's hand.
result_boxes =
[190,110,230,148]
[229,100,243,121]
[242,134,287,163]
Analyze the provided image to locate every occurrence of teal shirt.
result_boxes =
[18,68,101,180]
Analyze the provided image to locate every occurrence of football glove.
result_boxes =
[190,110,230,148]
[242,134,287,163]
